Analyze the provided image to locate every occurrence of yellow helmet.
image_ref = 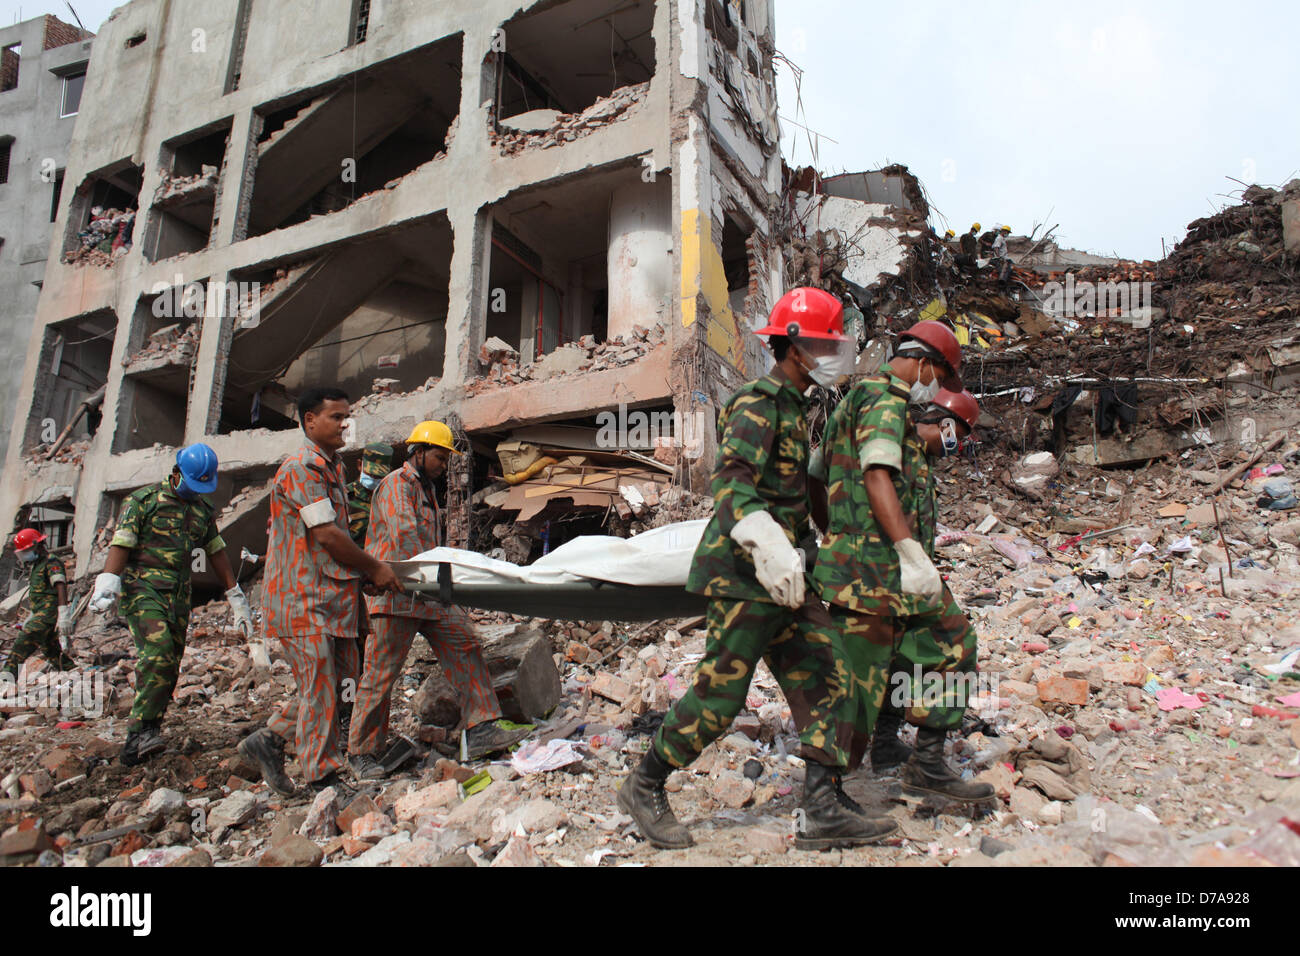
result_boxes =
[944,229,955,239]
[405,420,461,454]
[1000,224,1011,233]
[971,222,982,232]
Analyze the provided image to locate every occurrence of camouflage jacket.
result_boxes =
[111,482,224,601]
[27,554,67,622]
[686,367,812,602]
[366,461,443,620]
[814,370,936,615]
[346,479,373,544]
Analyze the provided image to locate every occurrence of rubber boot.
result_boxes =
[616,747,694,849]
[794,762,898,850]
[901,727,995,803]
[869,710,913,774]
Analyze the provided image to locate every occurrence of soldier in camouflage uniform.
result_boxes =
[814,323,993,802]
[3,529,76,676]
[347,443,394,544]
[866,389,984,775]
[618,287,897,851]
[90,443,253,766]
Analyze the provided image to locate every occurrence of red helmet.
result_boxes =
[13,528,46,552]
[899,320,963,390]
[754,287,850,342]
[932,389,980,432]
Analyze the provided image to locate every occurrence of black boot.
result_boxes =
[616,748,693,849]
[869,711,913,774]
[239,728,297,796]
[901,727,995,803]
[120,720,164,766]
[794,762,897,850]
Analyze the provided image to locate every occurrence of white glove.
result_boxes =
[227,584,253,639]
[895,538,943,605]
[57,605,74,638]
[90,572,122,613]
[731,510,805,609]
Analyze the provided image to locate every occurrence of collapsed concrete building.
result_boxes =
[1,0,794,598]
[0,15,95,492]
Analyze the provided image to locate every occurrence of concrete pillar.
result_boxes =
[607,178,671,342]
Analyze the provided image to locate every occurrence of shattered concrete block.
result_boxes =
[258,834,323,867]
[490,833,543,867]
[208,790,259,830]
[1101,662,1147,686]
[298,787,340,839]
[707,771,755,809]
[394,780,460,822]
[351,811,395,843]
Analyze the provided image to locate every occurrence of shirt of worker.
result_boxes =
[110,482,225,613]
[992,233,1008,258]
[346,479,374,544]
[365,460,442,619]
[959,232,977,257]
[263,438,359,638]
[814,371,936,616]
[25,554,67,626]
[686,366,812,602]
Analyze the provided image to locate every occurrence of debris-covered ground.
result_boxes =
[3,422,1299,868]
[4,182,1299,867]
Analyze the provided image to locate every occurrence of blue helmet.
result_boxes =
[175,443,219,495]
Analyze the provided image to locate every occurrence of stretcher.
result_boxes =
[390,520,710,621]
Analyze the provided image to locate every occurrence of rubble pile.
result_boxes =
[490,82,649,156]
[38,437,91,467]
[62,207,136,268]
[123,323,200,370]
[153,165,219,206]
[466,322,667,394]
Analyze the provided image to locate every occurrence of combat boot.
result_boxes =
[239,728,297,796]
[901,727,995,803]
[795,762,898,850]
[120,720,164,766]
[616,747,694,849]
[869,711,913,773]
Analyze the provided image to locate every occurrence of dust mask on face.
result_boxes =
[359,472,379,490]
[808,350,853,387]
[16,549,38,563]
[909,360,940,405]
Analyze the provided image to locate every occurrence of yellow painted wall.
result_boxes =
[680,208,746,373]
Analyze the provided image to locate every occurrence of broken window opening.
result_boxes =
[483,166,671,377]
[1,44,20,93]
[218,214,452,434]
[0,137,11,184]
[245,34,462,238]
[225,0,254,94]
[50,168,64,222]
[123,284,205,372]
[145,122,231,262]
[349,0,371,46]
[62,160,142,267]
[705,0,740,52]
[721,213,755,319]
[491,0,655,125]
[24,310,116,460]
[126,33,147,49]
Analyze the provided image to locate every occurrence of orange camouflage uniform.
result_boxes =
[349,460,500,757]
[262,438,361,783]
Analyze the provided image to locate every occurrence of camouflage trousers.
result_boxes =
[831,584,979,768]
[125,587,191,731]
[349,608,501,757]
[267,631,360,784]
[3,616,74,676]
[654,594,852,769]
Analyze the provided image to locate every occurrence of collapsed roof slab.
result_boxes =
[458,343,672,433]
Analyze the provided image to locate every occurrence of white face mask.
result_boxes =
[359,472,379,490]
[16,549,38,563]
[909,361,941,405]
[808,350,854,387]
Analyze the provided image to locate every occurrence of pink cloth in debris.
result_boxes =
[1276,691,1300,708]
[1156,688,1204,711]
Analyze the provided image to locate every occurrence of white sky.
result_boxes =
[7,0,1298,261]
